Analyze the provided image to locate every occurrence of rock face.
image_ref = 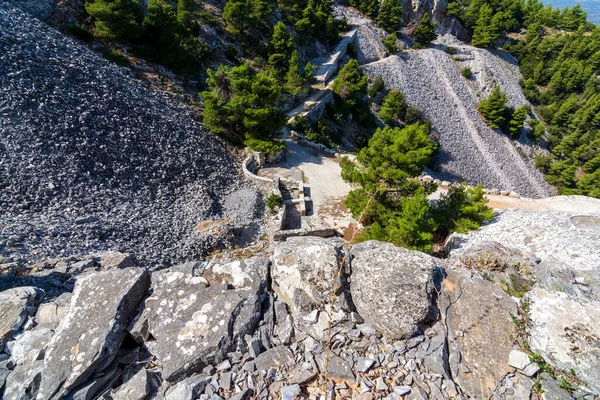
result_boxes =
[441,270,517,399]
[350,241,436,339]
[0,286,44,348]
[0,6,262,267]
[133,268,262,382]
[528,288,600,392]
[272,237,343,318]
[36,268,150,399]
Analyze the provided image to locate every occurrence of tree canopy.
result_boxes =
[413,14,437,46]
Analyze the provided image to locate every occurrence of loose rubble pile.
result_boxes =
[1,208,599,399]
[0,6,263,267]
[362,49,553,198]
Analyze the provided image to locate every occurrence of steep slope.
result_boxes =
[0,6,262,266]
[363,49,553,198]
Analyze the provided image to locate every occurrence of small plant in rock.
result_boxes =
[558,378,574,393]
[529,352,555,378]
[266,193,283,212]
[534,380,545,394]
[462,67,473,79]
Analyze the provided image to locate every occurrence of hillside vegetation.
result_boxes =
[447,0,600,197]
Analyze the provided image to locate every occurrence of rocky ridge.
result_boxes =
[0,6,263,268]
[1,208,600,399]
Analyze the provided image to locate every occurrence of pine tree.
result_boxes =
[303,61,314,82]
[412,14,437,46]
[377,0,403,33]
[223,0,252,34]
[478,86,508,128]
[379,89,406,124]
[85,0,144,40]
[509,105,530,136]
[284,50,306,102]
[471,4,500,47]
[386,187,437,252]
[332,59,368,107]
[268,22,294,73]
[177,0,194,25]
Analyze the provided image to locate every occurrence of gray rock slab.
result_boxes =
[271,237,343,317]
[66,364,121,400]
[202,256,269,292]
[315,352,356,384]
[441,269,517,399]
[350,241,436,339]
[138,269,261,382]
[254,346,295,371]
[165,374,210,400]
[110,368,150,400]
[529,288,600,392]
[34,292,72,330]
[3,360,44,399]
[6,328,51,366]
[281,384,301,400]
[287,365,317,385]
[0,286,44,348]
[37,268,150,400]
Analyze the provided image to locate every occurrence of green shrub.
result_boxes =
[368,75,385,97]
[478,86,507,128]
[412,14,437,46]
[266,193,283,212]
[445,46,457,54]
[462,67,473,79]
[383,33,398,54]
[103,50,129,66]
[244,138,286,154]
[379,89,406,124]
[68,23,94,42]
[433,184,495,235]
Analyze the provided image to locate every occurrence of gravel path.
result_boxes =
[0,6,262,267]
[362,49,553,198]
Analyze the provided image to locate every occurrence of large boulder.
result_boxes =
[132,268,262,382]
[0,286,44,348]
[440,270,518,399]
[271,237,343,318]
[349,241,437,339]
[36,268,150,400]
[528,288,600,393]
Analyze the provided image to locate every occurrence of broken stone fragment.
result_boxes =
[0,286,45,348]
[36,268,150,400]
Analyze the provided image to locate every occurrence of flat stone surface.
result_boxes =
[138,269,262,382]
[37,268,150,400]
[0,286,44,347]
[253,346,295,371]
[441,270,517,399]
[529,288,600,392]
[272,237,343,318]
[165,374,210,400]
[350,241,436,339]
